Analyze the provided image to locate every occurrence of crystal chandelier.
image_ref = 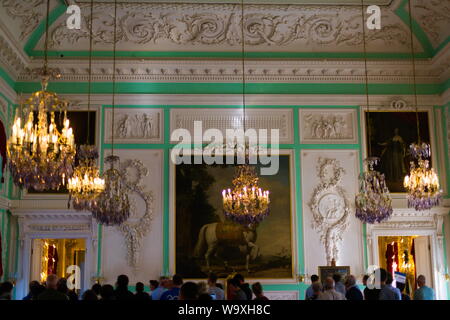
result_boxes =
[403,0,442,211]
[222,164,270,226]
[354,0,393,224]
[7,0,75,191]
[356,158,393,223]
[90,0,130,226]
[221,0,270,226]
[7,77,75,191]
[68,0,105,210]
[68,146,105,211]
[91,155,130,226]
[404,143,442,210]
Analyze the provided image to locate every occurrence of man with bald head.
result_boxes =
[37,274,69,300]
[413,275,435,300]
[317,276,346,300]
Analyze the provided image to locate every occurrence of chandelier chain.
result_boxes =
[111,0,118,159]
[86,0,94,144]
[241,0,246,135]
[43,0,50,73]
[407,0,421,143]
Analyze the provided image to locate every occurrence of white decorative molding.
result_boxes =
[47,2,412,52]
[27,224,91,232]
[104,108,162,144]
[170,108,294,144]
[309,158,351,265]
[118,159,154,268]
[264,290,298,300]
[1,0,46,41]
[413,0,450,48]
[299,108,357,144]
[378,220,436,229]
[17,58,443,83]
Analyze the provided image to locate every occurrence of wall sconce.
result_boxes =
[297,274,306,283]
[445,274,450,281]
[91,275,104,284]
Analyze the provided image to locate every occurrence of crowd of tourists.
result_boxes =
[304,268,435,300]
[0,273,268,301]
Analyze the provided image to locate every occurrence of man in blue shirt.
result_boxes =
[414,275,435,300]
[305,274,319,300]
[379,269,401,300]
[160,274,183,300]
[151,277,168,300]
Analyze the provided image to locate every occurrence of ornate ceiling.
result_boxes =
[0,0,448,84]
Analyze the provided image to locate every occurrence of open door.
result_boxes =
[413,236,433,289]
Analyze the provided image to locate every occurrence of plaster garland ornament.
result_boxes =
[48,3,411,50]
[116,159,154,268]
[2,0,45,40]
[309,158,350,265]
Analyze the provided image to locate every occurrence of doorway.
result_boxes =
[30,238,87,293]
[378,235,433,297]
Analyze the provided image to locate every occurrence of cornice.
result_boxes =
[10,209,92,220]
[17,58,442,84]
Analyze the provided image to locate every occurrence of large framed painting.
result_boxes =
[174,154,294,279]
[365,111,431,193]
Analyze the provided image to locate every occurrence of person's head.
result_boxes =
[233,274,245,284]
[332,274,341,284]
[228,279,241,292]
[417,275,426,287]
[92,283,102,296]
[57,278,69,293]
[208,273,218,286]
[179,282,199,300]
[197,281,207,295]
[362,275,369,286]
[173,274,183,287]
[100,284,115,300]
[312,282,322,295]
[0,281,13,297]
[149,280,159,291]
[46,274,59,289]
[396,282,406,293]
[216,283,223,290]
[344,275,357,288]
[310,274,319,283]
[251,282,264,297]
[30,281,44,297]
[324,277,335,290]
[136,282,145,293]
[386,272,394,285]
[165,280,174,289]
[378,268,388,284]
[116,275,129,289]
[82,289,98,301]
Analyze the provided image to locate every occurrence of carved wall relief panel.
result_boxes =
[171,108,294,144]
[308,158,351,265]
[104,108,162,144]
[299,109,357,144]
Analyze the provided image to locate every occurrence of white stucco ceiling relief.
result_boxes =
[42,1,415,53]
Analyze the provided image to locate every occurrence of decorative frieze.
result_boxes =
[299,109,357,144]
[264,290,298,300]
[171,108,293,144]
[27,224,91,232]
[104,108,162,144]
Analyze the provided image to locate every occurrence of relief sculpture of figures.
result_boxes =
[113,112,159,139]
[308,115,347,139]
